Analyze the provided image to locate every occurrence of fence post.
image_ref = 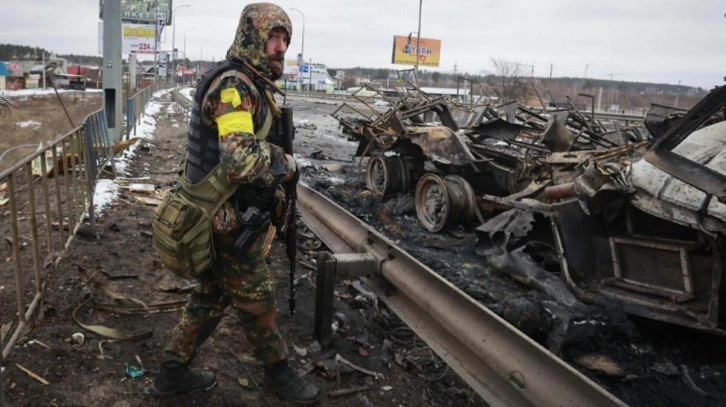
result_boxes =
[126,98,134,141]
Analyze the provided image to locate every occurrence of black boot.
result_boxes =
[264,360,322,405]
[151,361,216,397]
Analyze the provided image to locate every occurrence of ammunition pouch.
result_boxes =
[152,164,237,279]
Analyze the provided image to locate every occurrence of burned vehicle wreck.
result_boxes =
[333,80,726,335]
[332,82,645,233]
[548,86,726,333]
[478,86,726,334]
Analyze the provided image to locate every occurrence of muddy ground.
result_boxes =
[2,90,726,407]
[0,90,102,173]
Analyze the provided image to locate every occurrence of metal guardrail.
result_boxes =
[298,182,626,407]
[287,90,362,101]
[286,90,394,108]
[0,86,158,362]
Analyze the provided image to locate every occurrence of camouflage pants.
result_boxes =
[164,228,288,366]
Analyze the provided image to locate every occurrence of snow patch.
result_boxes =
[16,120,41,128]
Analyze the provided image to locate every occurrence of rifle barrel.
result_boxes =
[281,105,297,314]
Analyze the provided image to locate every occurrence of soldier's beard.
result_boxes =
[268,55,284,80]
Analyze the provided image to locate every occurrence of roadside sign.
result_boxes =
[98,22,162,54]
[391,35,442,67]
[99,0,173,26]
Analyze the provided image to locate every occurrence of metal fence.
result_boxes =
[126,85,157,139]
[171,88,192,118]
[0,85,161,362]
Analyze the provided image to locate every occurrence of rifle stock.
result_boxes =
[281,105,297,314]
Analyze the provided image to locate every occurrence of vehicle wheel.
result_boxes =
[366,155,410,199]
[415,173,450,232]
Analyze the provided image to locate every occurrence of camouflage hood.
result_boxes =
[226,3,292,80]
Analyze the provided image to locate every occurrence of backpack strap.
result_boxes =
[178,163,236,217]
[255,100,274,140]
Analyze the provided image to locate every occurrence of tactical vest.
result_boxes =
[185,60,284,184]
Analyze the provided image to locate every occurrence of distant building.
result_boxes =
[69,65,102,88]
[27,64,47,88]
[5,54,69,89]
[282,61,336,92]
[0,62,8,90]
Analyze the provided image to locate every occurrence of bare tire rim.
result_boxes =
[415,173,450,232]
[443,174,477,225]
[366,155,409,199]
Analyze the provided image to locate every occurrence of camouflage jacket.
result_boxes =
[201,3,293,189]
[205,2,293,234]
[200,71,290,188]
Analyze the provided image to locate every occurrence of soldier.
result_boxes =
[151,3,321,405]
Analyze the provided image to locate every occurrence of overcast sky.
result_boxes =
[2,0,725,88]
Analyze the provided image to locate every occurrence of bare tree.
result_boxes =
[431,71,441,84]
[488,57,531,102]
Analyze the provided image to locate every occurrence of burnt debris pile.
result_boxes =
[332,79,726,335]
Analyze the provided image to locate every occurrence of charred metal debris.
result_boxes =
[331,81,726,334]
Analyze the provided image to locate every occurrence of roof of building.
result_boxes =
[29,64,46,73]
[419,87,472,96]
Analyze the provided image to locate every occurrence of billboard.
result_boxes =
[99,0,173,26]
[284,59,299,80]
[98,22,163,54]
[391,35,441,67]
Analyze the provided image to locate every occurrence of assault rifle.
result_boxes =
[280,105,297,314]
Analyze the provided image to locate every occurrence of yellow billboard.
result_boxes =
[391,35,441,67]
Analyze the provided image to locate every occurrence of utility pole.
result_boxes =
[102,0,122,142]
[289,9,305,68]
[154,10,162,87]
[171,4,189,84]
[584,63,593,79]
[183,27,195,84]
[415,0,422,84]
[200,40,209,76]
[129,53,137,91]
[289,8,305,91]
[549,63,553,79]
[607,73,619,109]
[674,80,681,108]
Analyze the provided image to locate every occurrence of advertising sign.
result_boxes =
[391,35,441,67]
[98,22,162,54]
[100,0,173,26]
[6,62,20,74]
[283,60,299,79]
